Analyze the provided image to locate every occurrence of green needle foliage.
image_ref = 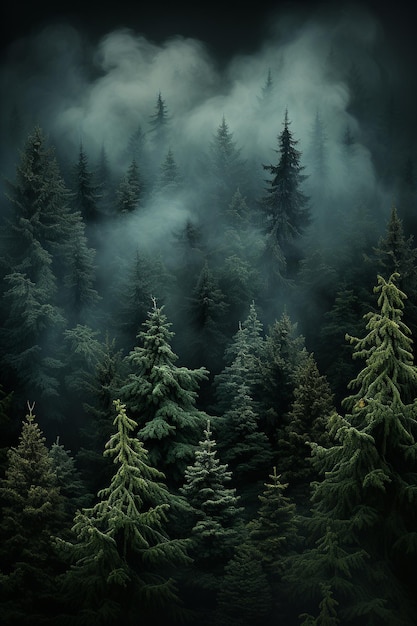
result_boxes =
[0,403,66,625]
[57,399,190,626]
[120,300,209,484]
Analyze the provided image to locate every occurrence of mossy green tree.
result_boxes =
[0,403,66,625]
[289,273,417,624]
[179,420,244,622]
[57,399,190,626]
[247,467,299,621]
[277,353,334,498]
[120,300,209,485]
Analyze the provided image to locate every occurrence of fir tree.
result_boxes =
[260,109,310,285]
[180,420,244,620]
[71,143,101,222]
[293,273,417,624]
[207,116,247,212]
[120,300,209,484]
[0,403,66,625]
[57,399,190,625]
[188,260,229,372]
[278,353,334,496]
[116,158,142,213]
[258,310,308,443]
[370,205,417,340]
[213,543,273,626]
[159,147,182,191]
[78,335,124,494]
[247,467,298,619]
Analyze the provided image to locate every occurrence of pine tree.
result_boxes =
[116,158,142,213]
[257,68,274,108]
[120,300,209,484]
[217,381,273,514]
[0,403,66,625]
[260,109,310,285]
[188,260,229,372]
[213,543,273,626]
[278,353,334,496]
[370,205,417,340]
[258,310,308,443]
[247,466,298,619]
[57,399,190,625]
[292,273,417,624]
[71,143,101,222]
[180,420,244,620]
[77,335,124,494]
[214,301,265,416]
[49,437,91,523]
[159,147,182,191]
[207,116,247,213]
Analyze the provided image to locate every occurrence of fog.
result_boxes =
[1,0,416,361]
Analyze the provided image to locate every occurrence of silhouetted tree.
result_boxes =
[260,109,310,286]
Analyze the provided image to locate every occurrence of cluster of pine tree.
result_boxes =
[1,72,417,624]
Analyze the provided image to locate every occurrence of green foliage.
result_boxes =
[260,109,310,284]
[57,399,190,625]
[120,301,209,483]
[0,404,66,624]
[116,158,142,213]
[213,543,273,626]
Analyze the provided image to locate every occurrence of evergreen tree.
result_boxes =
[260,109,310,286]
[188,260,229,372]
[258,310,308,443]
[61,220,100,325]
[292,273,417,624]
[213,543,273,626]
[71,143,101,222]
[217,381,273,514]
[0,403,66,625]
[247,467,298,619]
[120,300,209,485]
[159,147,182,191]
[78,335,124,494]
[207,116,247,213]
[180,420,244,620]
[95,144,114,215]
[278,353,334,497]
[57,399,190,626]
[49,437,91,523]
[114,249,171,350]
[214,301,265,416]
[149,91,170,135]
[257,68,274,108]
[370,205,417,340]
[116,158,142,213]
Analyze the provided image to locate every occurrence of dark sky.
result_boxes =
[1,1,414,61]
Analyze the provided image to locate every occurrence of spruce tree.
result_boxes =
[213,543,273,626]
[188,260,229,373]
[207,116,247,213]
[278,353,334,497]
[116,158,142,213]
[57,399,190,625]
[71,143,101,223]
[258,310,308,443]
[180,420,244,620]
[292,273,417,624]
[120,300,209,485]
[247,466,298,620]
[0,403,66,625]
[260,109,310,286]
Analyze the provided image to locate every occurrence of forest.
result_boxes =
[1,4,417,625]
